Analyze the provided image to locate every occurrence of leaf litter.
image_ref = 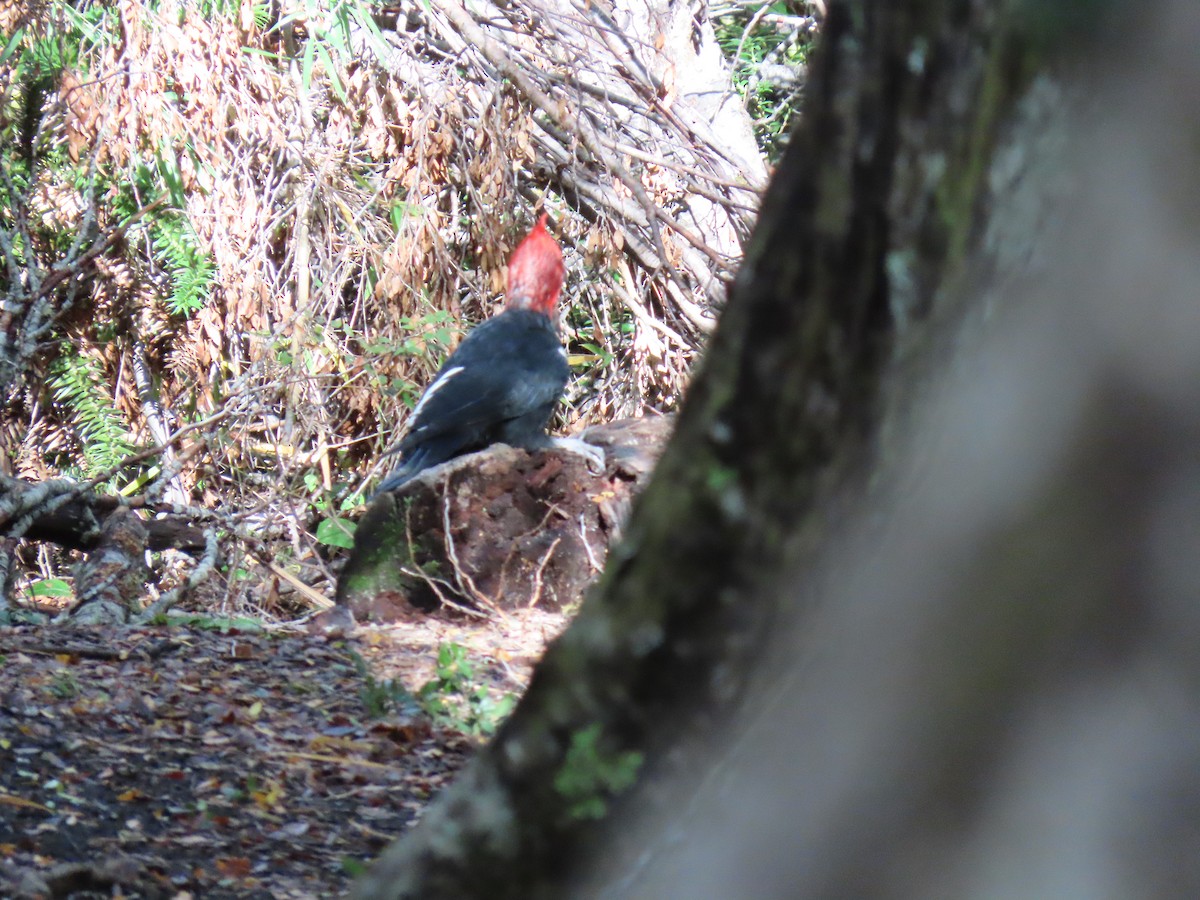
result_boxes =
[0,609,568,898]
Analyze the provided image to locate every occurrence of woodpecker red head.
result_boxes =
[374,213,576,494]
[504,213,564,315]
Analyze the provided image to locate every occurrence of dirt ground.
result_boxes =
[0,609,568,898]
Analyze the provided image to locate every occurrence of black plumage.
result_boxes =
[375,309,569,491]
[376,214,571,493]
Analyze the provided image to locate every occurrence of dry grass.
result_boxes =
[0,0,767,618]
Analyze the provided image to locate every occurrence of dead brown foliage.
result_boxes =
[1,0,767,617]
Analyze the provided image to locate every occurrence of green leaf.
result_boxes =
[30,578,73,599]
[301,35,315,89]
[0,27,25,65]
[315,43,346,102]
[390,202,414,231]
[155,143,186,208]
[316,516,357,549]
[341,857,369,878]
[348,2,390,59]
[160,614,266,632]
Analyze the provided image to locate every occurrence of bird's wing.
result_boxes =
[398,313,568,450]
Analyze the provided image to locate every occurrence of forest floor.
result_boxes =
[0,608,568,898]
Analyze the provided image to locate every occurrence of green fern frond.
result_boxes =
[150,213,214,315]
[110,151,215,317]
[49,347,135,482]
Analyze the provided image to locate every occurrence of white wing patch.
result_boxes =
[409,365,465,427]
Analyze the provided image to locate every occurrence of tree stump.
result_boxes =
[336,416,672,621]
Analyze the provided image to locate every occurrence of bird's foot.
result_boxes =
[552,436,607,474]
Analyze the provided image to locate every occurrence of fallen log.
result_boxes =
[0,475,208,553]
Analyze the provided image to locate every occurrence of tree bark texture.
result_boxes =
[602,6,1200,893]
[353,0,1046,897]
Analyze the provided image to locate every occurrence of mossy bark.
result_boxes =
[352,1,1050,896]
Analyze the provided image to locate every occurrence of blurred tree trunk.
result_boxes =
[586,4,1200,894]
[349,0,1171,897]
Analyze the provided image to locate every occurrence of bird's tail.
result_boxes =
[373,463,415,496]
[374,453,424,495]
[373,441,451,496]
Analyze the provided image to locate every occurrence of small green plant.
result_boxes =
[151,209,215,316]
[221,772,258,804]
[382,309,457,368]
[714,1,814,161]
[48,669,81,699]
[113,151,215,317]
[340,857,369,878]
[303,471,362,549]
[554,723,644,820]
[570,342,615,372]
[49,346,136,483]
[148,613,265,632]
[197,0,246,19]
[348,650,421,720]
[360,673,417,720]
[416,643,517,738]
[268,0,389,101]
